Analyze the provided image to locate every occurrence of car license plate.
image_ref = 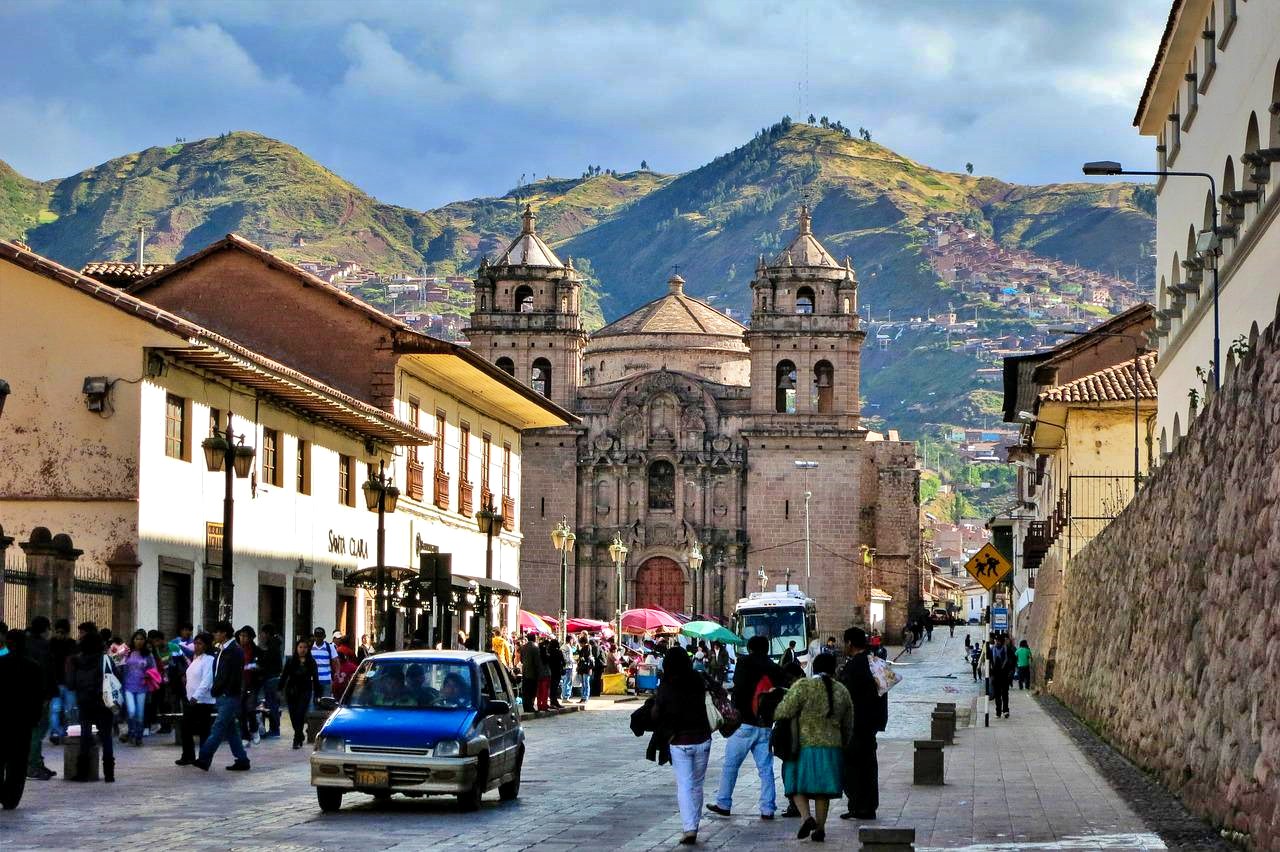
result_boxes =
[355,768,389,788]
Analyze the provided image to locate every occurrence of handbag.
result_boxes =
[868,656,901,696]
[101,655,123,713]
[770,715,799,761]
[144,665,164,693]
[704,690,724,732]
[703,676,741,737]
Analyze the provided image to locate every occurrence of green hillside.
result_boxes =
[0,159,49,241]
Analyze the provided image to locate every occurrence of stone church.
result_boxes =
[466,206,920,638]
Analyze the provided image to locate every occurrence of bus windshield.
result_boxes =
[737,608,807,659]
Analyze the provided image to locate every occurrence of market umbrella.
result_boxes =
[518,610,554,636]
[680,620,745,645]
[621,608,683,634]
[565,617,614,637]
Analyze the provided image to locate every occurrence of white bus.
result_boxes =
[731,590,818,666]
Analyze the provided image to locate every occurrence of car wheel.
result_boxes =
[456,755,487,812]
[499,748,524,802]
[316,788,343,813]
[371,791,393,804]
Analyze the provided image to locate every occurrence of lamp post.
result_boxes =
[0,378,10,418]
[362,459,400,651]
[715,558,725,621]
[608,532,629,642]
[550,517,575,644]
[1048,328,1149,493]
[687,540,704,615]
[476,499,504,637]
[201,413,255,623]
[794,460,818,584]
[1082,161,1221,389]
[757,566,768,594]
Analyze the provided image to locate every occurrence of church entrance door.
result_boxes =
[635,556,686,613]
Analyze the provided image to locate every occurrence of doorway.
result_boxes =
[259,583,285,634]
[634,556,686,613]
[158,570,192,636]
[336,592,357,645]
[293,588,313,642]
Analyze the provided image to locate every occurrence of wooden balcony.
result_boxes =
[406,460,424,501]
[459,480,474,517]
[502,495,515,531]
[434,470,450,511]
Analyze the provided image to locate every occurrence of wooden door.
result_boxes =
[635,557,685,613]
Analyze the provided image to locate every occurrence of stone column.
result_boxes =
[107,544,141,637]
[0,524,13,620]
[19,527,81,624]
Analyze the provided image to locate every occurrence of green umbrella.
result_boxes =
[680,620,745,645]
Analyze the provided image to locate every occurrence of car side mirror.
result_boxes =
[486,699,510,717]
[317,696,338,712]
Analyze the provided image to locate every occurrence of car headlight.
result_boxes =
[433,739,462,757]
[315,735,344,753]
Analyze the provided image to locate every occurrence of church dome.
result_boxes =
[584,272,749,386]
[769,205,840,269]
[492,205,564,268]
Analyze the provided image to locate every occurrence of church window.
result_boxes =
[648,461,675,510]
[796,286,815,314]
[812,360,834,413]
[496,357,515,376]
[842,296,851,314]
[515,285,534,313]
[531,358,552,397]
[775,360,797,414]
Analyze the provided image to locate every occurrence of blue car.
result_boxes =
[310,650,524,812]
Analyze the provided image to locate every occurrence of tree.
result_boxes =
[965,162,974,175]
[858,127,872,142]
[820,116,829,127]
[808,113,816,124]
[640,159,649,170]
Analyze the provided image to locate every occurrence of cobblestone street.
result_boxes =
[0,628,1222,850]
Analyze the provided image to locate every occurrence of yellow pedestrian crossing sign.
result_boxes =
[965,543,1012,591]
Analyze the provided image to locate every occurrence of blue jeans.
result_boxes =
[715,723,777,815]
[670,740,711,833]
[559,668,573,701]
[577,670,591,701]
[123,690,147,740]
[50,685,77,738]
[261,676,281,734]
[198,695,249,764]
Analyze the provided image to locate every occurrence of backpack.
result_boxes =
[752,675,788,726]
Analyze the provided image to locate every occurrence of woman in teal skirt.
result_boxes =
[773,651,854,842]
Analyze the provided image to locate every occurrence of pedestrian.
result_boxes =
[258,623,283,738]
[164,625,192,739]
[65,625,115,783]
[1,626,45,808]
[559,638,574,703]
[988,635,1015,717]
[237,626,261,745]
[176,632,216,765]
[781,640,798,667]
[653,646,711,845]
[924,617,933,642]
[575,634,593,704]
[1015,640,1032,690]
[870,633,887,660]
[543,638,564,710]
[146,629,171,734]
[24,616,57,780]
[332,642,358,700]
[968,642,981,682]
[822,637,838,656]
[774,650,853,842]
[902,625,914,653]
[309,627,339,701]
[490,628,511,670]
[357,634,376,661]
[591,638,606,697]
[535,637,553,711]
[838,627,886,822]
[48,618,78,746]
[193,621,250,772]
[948,616,955,638]
[119,629,156,746]
[518,633,543,712]
[707,634,792,821]
[281,639,321,749]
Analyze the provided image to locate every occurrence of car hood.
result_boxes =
[320,707,476,749]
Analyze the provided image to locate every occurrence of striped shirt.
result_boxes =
[311,641,338,684]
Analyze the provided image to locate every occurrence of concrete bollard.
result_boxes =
[63,732,99,781]
[913,739,945,785]
[859,826,916,851]
[931,704,956,744]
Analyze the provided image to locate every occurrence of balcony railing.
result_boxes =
[434,470,450,511]
[406,460,424,501]
[459,480,474,517]
[502,495,516,531]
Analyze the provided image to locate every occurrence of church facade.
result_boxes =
[466,207,920,639]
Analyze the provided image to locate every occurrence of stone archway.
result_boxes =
[634,556,685,613]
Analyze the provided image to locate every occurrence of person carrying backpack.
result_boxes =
[706,635,794,821]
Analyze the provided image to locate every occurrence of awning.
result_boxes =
[344,566,418,588]
[451,574,521,596]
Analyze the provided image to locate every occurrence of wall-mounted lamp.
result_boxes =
[0,378,9,418]
[82,376,110,412]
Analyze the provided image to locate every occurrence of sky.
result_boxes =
[0,0,1168,210]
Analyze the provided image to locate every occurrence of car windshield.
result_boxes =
[738,609,806,658]
[345,659,475,710]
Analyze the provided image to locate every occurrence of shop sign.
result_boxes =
[328,530,369,559]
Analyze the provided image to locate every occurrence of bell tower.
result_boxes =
[746,205,864,430]
[466,205,586,410]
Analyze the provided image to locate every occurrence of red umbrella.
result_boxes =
[621,608,683,634]
[518,610,554,636]
[565,617,615,637]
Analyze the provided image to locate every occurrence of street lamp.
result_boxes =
[715,558,725,621]
[200,413,255,622]
[1048,328,1149,492]
[0,378,10,418]
[608,532,628,642]
[1082,160,1221,389]
[794,460,818,583]
[757,566,768,594]
[550,517,575,644]
[687,540,704,615]
[475,499,504,640]
[362,459,399,650]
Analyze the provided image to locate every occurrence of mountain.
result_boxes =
[0,122,1154,448]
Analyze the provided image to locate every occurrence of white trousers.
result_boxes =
[669,740,712,833]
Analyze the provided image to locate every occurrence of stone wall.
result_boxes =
[1043,300,1280,849]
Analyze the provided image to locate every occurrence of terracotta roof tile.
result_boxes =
[1038,351,1158,404]
[81,261,170,279]
[592,280,746,340]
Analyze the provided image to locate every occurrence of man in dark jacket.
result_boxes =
[24,616,56,780]
[987,634,1016,718]
[193,621,250,772]
[0,627,46,808]
[839,627,886,821]
[518,634,543,713]
[257,623,284,738]
[707,635,792,820]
